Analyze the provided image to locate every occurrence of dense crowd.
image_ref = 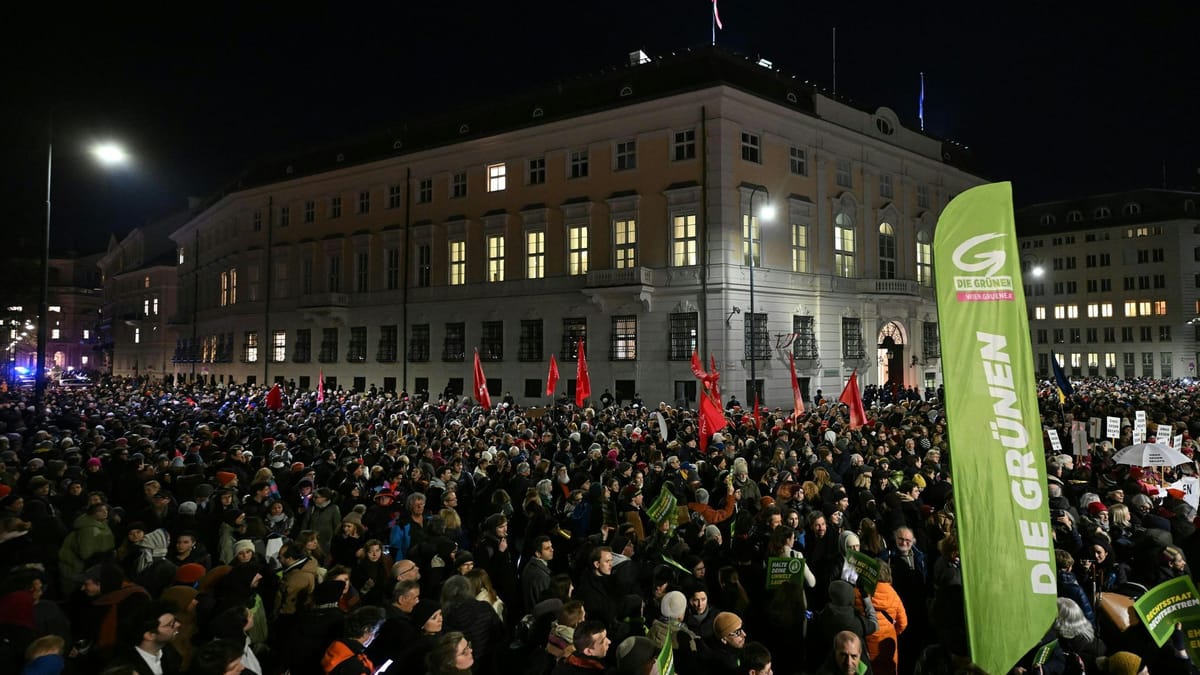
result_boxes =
[1,374,1198,675]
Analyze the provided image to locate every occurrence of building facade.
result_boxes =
[168,47,983,405]
[1016,189,1200,380]
[43,254,103,374]
[98,215,183,380]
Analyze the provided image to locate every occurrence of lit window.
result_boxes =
[1124,301,1137,317]
[48,305,61,313]
[487,163,507,192]
[1087,303,1099,318]
[526,231,545,279]
[244,331,258,363]
[83,330,90,339]
[834,213,855,277]
[487,235,505,282]
[1034,306,1046,320]
[673,214,697,267]
[81,355,88,365]
[273,330,286,363]
[614,219,637,269]
[1154,300,1167,315]
[1067,305,1079,319]
[1139,301,1151,316]
[51,329,60,339]
[878,223,896,279]
[916,231,932,286]
[568,226,589,275]
[449,241,466,285]
[1101,303,1113,317]
[792,223,808,273]
[1054,306,1066,320]
[134,328,141,344]
[743,214,761,267]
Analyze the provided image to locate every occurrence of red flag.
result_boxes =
[699,390,728,451]
[575,340,591,407]
[546,354,560,397]
[709,354,722,400]
[473,349,492,410]
[752,395,762,429]
[265,383,283,411]
[839,370,867,430]
[316,369,325,406]
[789,353,806,420]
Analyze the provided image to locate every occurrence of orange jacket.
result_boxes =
[855,582,907,675]
[687,494,735,524]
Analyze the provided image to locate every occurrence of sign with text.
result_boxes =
[766,556,807,589]
[1133,575,1200,668]
[1047,429,1062,451]
[1158,424,1173,446]
[846,549,881,596]
[1107,416,1122,439]
[1089,417,1102,440]
[1170,477,1200,511]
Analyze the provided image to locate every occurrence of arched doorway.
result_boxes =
[877,322,905,392]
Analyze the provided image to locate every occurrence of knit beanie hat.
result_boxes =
[1098,651,1142,675]
[713,611,742,638]
[828,580,855,607]
[1087,501,1108,516]
[233,539,255,556]
[661,591,687,620]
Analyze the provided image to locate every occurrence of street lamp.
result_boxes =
[37,138,129,417]
[747,184,774,403]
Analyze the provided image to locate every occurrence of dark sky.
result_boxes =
[3,3,1197,257]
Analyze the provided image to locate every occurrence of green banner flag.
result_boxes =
[766,556,806,589]
[1133,575,1200,661]
[846,550,881,596]
[933,182,1057,675]
[656,626,675,675]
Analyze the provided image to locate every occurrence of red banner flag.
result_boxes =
[316,369,325,406]
[699,389,728,452]
[575,340,591,407]
[474,349,492,410]
[265,383,283,411]
[789,353,806,420]
[752,394,762,429]
[546,354,560,397]
[839,369,867,430]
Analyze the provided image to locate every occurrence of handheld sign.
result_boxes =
[1158,424,1173,446]
[847,549,881,596]
[1107,416,1121,439]
[1047,429,1062,452]
[767,557,806,589]
[1089,417,1102,440]
[1133,576,1200,668]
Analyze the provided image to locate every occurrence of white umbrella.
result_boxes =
[1111,442,1192,467]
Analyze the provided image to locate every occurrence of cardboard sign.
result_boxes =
[1107,416,1121,439]
[1047,429,1062,451]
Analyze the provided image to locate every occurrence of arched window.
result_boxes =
[1123,203,1141,216]
[916,230,933,286]
[1067,210,1082,223]
[834,212,855,278]
[878,222,896,279]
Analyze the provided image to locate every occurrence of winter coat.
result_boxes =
[855,582,907,675]
[58,514,115,588]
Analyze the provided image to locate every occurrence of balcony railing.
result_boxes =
[585,267,653,287]
[298,293,350,308]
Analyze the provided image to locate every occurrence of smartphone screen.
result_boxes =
[375,659,393,674]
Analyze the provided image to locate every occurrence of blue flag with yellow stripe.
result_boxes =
[1051,351,1073,404]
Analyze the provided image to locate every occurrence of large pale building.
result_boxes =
[167,46,983,405]
[98,214,184,380]
[1015,189,1200,380]
[43,253,103,374]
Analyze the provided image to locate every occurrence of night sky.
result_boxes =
[3,3,1197,259]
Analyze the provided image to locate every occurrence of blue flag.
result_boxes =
[1050,351,1073,404]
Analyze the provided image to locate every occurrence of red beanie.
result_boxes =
[216,471,237,487]
[1087,501,1108,516]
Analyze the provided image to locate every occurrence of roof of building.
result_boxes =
[1014,188,1200,237]
[198,45,975,209]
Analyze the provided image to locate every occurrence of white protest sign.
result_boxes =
[1047,429,1062,451]
[1169,476,1200,511]
[1089,417,1103,440]
[1157,424,1173,446]
[1072,422,1089,457]
[1176,434,1185,450]
[1107,416,1121,439]
[1134,411,1147,445]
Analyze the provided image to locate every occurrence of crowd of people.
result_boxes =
[0,373,1198,675]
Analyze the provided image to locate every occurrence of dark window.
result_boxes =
[293,329,311,362]
[408,324,430,362]
[417,244,432,288]
[519,320,543,361]
[923,321,941,360]
[744,313,769,360]
[346,326,367,362]
[843,317,865,359]
[383,376,396,393]
[319,328,339,363]
[353,376,366,392]
[793,315,818,360]
[443,322,465,362]
[669,312,698,361]
[562,318,586,358]
[377,325,398,362]
[524,379,543,398]
[481,321,504,361]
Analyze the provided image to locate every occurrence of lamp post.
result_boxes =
[747,185,775,403]
[36,138,128,418]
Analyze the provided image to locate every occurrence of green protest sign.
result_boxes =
[766,556,806,589]
[1134,575,1200,663]
[1032,640,1058,667]
[846,550,881,596]
[647,488,677,524]
[661,554,693,576]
